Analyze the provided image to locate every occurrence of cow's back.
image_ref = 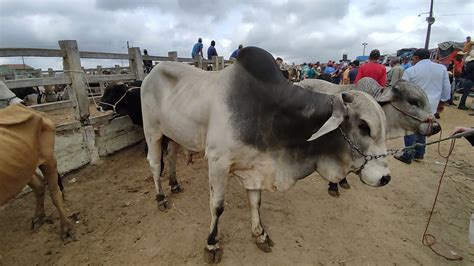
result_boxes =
[141,61,228,151]
[0,104,55,205]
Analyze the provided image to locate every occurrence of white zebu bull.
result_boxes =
[141,47,390,263]
[298,78,440,196]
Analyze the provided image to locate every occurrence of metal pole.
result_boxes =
[424,0,435,49]
[362,42,368,56]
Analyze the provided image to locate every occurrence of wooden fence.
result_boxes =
[0,40,231,174]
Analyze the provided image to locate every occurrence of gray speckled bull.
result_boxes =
[298,77,440,197]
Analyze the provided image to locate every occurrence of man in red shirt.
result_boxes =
[354,49,387,87]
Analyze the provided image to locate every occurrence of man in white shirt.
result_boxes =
[394,49,451,164]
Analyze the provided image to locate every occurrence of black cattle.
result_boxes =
[98,81,169,175]
[11,87,42,104]
[99,82,143,125]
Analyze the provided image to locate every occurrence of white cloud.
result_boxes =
[0,0,472,69]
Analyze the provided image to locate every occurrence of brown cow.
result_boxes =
[0,104,74,240]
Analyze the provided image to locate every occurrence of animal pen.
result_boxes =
[0,40,229,174]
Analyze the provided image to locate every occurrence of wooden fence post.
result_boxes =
[212,56,218,71]
[128,47,145,81]
[58,40,90,125]
[168,51,178,61]
[218,56,224,70]
[96,65,105,94]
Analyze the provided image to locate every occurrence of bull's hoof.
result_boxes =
[203,247,223,264]
[31,215,45,230]
[60,222,76,241]
[339,182,351,190]
[328,189,340,198]
[170,184,183,194]
[156,194,170,211]
[256,235,274,253]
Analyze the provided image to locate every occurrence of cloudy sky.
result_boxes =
[0,0,473,70]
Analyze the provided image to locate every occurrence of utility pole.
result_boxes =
[362,42,368,56]
[424,0,435,49]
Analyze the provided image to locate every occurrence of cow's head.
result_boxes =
[308,91,390,187]
[358,78,441,138]
[98,83,128,113]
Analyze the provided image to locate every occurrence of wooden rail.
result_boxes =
[0,48,64,57]
[4,76,71,88]
[1,40,232,118]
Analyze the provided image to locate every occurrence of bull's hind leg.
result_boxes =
[247,189,274,253]
[203,160,228,264]
[40,158,74,240]
[167,141,183,194]
[147,132,169,211]
[28,173,46,229]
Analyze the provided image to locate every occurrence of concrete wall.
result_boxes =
[95,116,144,156]
[54,115,144,175]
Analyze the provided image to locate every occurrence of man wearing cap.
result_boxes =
[191,37,204,60]
[354,49,386,87]
[458,50,474,110]
[448,51,466,104]
[394,48,451,164]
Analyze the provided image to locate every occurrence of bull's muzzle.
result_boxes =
[419,120,441,136]
[379,175,391,186]
[431,123,441,135]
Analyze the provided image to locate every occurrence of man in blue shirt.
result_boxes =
[191,38,203,59]
[348,60,359,84]
[229,44,243,60]
[207,40,218,60]
[324,61,336,74]
[401,56,412,70]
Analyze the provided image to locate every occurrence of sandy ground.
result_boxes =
[1,99,473,265]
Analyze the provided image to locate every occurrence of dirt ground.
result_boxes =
[1,99,473,265]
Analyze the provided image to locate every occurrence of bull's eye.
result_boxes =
[408,99,419,107]
[358,121,371,137]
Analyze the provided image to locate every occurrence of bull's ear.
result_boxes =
[307,94,346,141]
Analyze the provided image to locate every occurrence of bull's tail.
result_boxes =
[160,136,170,177]
[58,172,65,199]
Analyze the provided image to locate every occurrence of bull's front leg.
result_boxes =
[203,160,228,264]
[247,189,274,252]
[328,178,350,198]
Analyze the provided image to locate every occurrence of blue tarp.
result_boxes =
[356,55,369,62]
